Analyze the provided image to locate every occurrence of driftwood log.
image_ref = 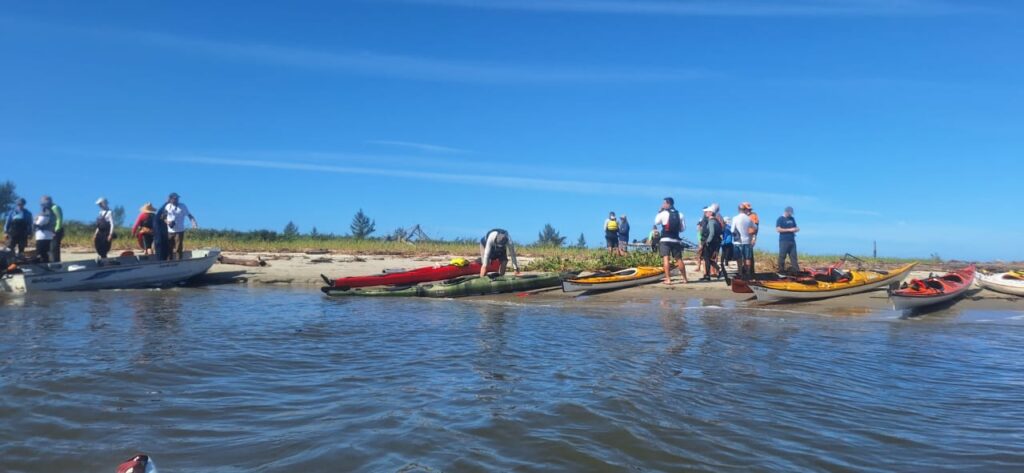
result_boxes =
[217,255,269,267]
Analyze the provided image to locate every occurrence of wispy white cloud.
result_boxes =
[122,153,814,206]
[386,0,977,17]
[366,140,470,154]
[0,16,712,85]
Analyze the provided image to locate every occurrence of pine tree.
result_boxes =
[310,226,320,238]
[576,233,587,249]
[0,181,18,216]
[112,205,126,228]
[392,227,409,241]
[283,221,300,239]
[537,223,566,247]
[350,209,376,239]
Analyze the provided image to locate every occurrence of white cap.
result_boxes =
[709,203,720,213]
[703,206,715,213]
[95,197,107,205]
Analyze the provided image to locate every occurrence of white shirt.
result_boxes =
[654,209,685,242]
[34,214,53,240]
[731,213,755,245]
[164,202,192,234]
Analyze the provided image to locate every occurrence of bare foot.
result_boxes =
[662,279,673,285]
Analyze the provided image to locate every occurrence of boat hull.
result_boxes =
[327,260,498,289]
[977,273,1024,297]
[891,289,967,310]
[1,249,220,292]
[561,267,664,293]
[323,273,563,298]
[750,263,916,302]
[890,266,975,311]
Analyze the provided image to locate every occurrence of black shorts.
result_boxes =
[659,241,683,259]
[605,235,619,247]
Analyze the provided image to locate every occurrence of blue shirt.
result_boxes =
[777,216,797,242]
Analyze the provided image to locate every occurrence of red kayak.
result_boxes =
[323,260,499,289]
[890,265,975,311]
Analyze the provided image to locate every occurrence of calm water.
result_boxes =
[1,286,1023,473]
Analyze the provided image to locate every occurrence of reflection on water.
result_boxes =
[1,286,1023,472]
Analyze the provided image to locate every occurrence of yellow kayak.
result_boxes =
[750,263,917,302]
[562,267,665,293]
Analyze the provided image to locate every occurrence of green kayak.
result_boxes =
[321,273,563,298]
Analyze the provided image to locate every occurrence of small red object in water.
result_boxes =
[116,454,154,473]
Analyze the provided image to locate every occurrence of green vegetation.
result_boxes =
[349,209,376,240]
[0,180,19,215]
[536,223,566,246]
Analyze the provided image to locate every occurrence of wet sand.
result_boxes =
[57,249,1024,310]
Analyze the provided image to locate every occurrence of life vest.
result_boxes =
[749,212,760,235]
[661,208,682,240]
[96,211,112,234]
[7,209,30,234]
[605,218,618,232]
[702,218,722,243]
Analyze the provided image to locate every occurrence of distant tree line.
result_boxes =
[1,181,584,248]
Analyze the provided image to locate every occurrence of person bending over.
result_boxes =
[480,228,520,277]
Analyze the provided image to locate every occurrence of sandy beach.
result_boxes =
[45,248,1023,311]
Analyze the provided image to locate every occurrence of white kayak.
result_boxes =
[0,249,220,292]
[976,272,1024,297]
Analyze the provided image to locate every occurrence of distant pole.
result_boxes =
[873,241,877,258]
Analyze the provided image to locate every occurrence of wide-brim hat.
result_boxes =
[140,202,156,213]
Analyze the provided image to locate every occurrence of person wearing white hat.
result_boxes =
[699,206,723,282]
[93,197,115,258]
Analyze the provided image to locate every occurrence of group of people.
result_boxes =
[3,196,64,263]
[3,192,199,263]
[640,198,801,285]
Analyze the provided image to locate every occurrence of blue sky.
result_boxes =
[1,0,1021,260]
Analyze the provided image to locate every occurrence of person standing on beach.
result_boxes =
[163,192,198,260]
[700,206,723,282]
[132,203,157,255]
[40,196,64,262]
[153,204,171,261]
[776,206,800,273]
[655,197,688,285]
[93,197,115,259]
[720,216,734,283]
[647,225,660,252]
[4,198,31,257]
[32,204,54,263]
[604,212,619,255]
[617,215,630,256]
[731,202,757,279]
[480,229,520,277]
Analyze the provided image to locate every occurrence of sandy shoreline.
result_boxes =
[53,248,1023,311]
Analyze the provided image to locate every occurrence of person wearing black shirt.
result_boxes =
[776,206,800,273]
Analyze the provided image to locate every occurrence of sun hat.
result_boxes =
[140,202,156,213]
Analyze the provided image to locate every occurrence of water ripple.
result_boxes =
[1,287,1023,472]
